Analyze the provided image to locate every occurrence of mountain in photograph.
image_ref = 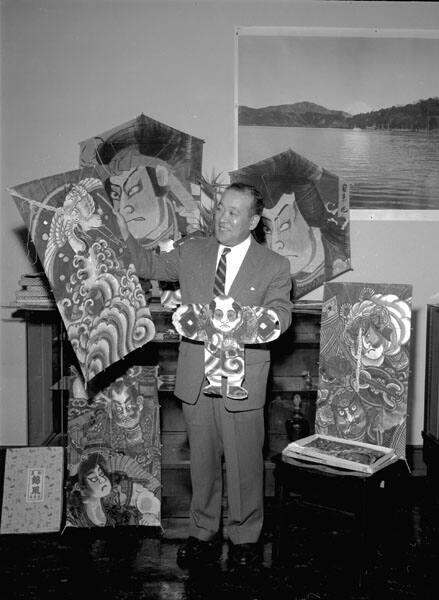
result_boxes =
[350,97,439,130]
[239,97,439,131]
[239,102,350,128]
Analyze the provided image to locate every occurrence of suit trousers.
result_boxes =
[182,389,265,545]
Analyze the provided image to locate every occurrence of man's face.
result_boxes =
[214,189,259,247]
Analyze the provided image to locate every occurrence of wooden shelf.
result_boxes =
[16,303,321,512]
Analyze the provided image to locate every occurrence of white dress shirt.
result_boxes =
[216,236,251,295]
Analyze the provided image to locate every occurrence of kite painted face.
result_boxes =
[262,194,323,275]
[83,465,112,499]
[209,296,243,333]
[108,165,176,245]
[332,389,367,441]
[110,385,142,429]
[343,294,411,369]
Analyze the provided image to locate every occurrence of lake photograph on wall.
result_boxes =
[236,27,439,212]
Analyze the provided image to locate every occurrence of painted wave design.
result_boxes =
[59,240,155,381]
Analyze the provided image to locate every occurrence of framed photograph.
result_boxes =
[235,27,439,220]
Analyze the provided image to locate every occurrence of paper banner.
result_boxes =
[316,282,412,457]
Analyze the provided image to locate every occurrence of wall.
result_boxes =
[1,0,438,445]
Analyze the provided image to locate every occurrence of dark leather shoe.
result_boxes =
[177,535,222,568]
[228,542,261,569]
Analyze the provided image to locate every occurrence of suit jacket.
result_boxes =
[126,235,293,411]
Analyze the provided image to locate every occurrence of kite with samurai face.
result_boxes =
[9,167,156,384]
[172,295,281,400]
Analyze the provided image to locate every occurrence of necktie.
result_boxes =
[213,247,230,296]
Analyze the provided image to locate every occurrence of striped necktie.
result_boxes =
[213,247,230,296]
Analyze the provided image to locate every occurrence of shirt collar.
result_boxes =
[219,235,251,256]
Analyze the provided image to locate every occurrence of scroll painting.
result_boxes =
[230,148,351,299]
[65,366,161,528]
[9,167,156,383]
[316,282,412,458]
[78,114,213,307]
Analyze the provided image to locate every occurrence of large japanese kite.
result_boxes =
[9,167,156,383]
[230,148,352,300]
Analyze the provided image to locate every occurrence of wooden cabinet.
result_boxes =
[267,308,320,457]
[422,303,439,481]
[17,303,321,508]
[17,309,73,446]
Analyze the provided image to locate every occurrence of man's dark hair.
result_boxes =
[224,182,265,216]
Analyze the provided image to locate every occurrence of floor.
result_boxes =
[1,476,438,600]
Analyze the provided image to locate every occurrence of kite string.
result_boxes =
[96,191,114,212]
[7,191,49,266]
[94,136,113,178]
[8,191,57,211]
[37,176,49,199]
[95,192,125,247]
[25,208,39,266]
[260,174,272,206]
[91,225,124,248]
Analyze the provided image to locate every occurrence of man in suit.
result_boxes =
[115,182,293,569]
